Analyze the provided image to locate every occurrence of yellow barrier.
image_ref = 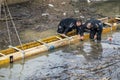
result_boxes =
[0,19,118,66]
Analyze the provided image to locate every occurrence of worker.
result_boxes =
[76,20,86,40]
[57,18,85,40]
[85,19,103,42]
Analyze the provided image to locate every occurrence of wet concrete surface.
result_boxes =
[0,31,120,80]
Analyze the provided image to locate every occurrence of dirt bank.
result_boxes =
[0,0,119,49]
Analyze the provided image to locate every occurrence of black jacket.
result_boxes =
[76,25,86,36]
[57,18,77,34]
[85,19,103,41]
[85,19,103,31]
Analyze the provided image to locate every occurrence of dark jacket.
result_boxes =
[57,18,77,34]
[76,25,86,36]
[85,19,103,41]
[85,19,103,31]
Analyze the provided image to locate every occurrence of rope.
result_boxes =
[0,0,3,18]
[3,2,12,45]
[4,0,24,50]
[0,4,2,18]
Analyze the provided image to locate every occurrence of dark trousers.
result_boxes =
[90,30,102,41]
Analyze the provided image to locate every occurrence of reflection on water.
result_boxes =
[82,42,103,61]
[62,41,103,61]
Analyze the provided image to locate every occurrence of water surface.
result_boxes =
[0,31,120,80]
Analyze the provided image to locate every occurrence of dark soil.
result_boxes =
[0,0,119,49]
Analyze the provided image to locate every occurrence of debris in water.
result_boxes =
[42,13,50,16]
[80,15,85,19]
[74,10,79,13]
[61,2,66,5]
[63,12,66,16]
[101,77,111,80]
[107,36,113,42]
[48,4,54,7]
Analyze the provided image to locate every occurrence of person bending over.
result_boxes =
[57,18,85,40]
[85,19,103,42]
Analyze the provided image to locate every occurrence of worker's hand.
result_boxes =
[61,34,66,37]
[80,36,84,41]
[77,35,84,41]
[94,35,97,39]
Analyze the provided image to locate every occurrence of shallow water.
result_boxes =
[0,30,120,80]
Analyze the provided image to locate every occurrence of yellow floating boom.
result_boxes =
[0,18,119,66]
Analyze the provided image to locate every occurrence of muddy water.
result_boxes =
[20,28,57,43]
[0,31,120,80]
